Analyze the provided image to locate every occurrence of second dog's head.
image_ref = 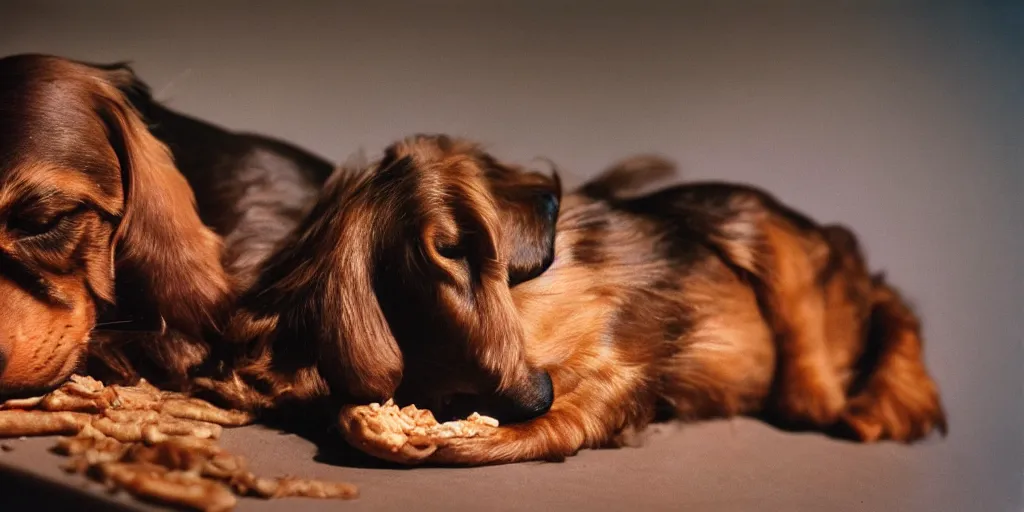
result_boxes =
[350,135,560,422]
[237,135,560,422]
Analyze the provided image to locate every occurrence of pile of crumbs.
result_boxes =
[0,375,357,511]
[339,399,498,464]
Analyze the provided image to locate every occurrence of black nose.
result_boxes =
[497,369,554,424]
[520,370,554,419]
[441,370,554,425]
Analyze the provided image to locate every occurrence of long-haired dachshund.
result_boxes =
[205,135,946,465]
[0,54,333,395]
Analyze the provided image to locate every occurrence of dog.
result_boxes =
[197,136,565,419]
[0,54,334,395]
[201,134,946,465]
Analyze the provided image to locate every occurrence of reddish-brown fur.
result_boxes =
[0,55,229,394]
[208,135,946,465]
[0,54,334,394]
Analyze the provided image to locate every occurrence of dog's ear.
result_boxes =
[477,154,563,286]
[438,180,555,421]
[94,71,231,337]
[230,161,406,405]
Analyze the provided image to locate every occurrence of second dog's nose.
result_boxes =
[497,369,554,424]
[439,370,555,425]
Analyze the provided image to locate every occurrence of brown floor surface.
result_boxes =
[0,417,959,511]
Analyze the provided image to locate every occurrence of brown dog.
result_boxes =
[0,54,334,395]
[206,135,946,465]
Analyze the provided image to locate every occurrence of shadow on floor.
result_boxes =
[251,399,870,471]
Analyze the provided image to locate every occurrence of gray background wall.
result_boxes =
[2,1,1021,510]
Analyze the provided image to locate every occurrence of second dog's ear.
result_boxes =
[482,157,563,286]
[225,161,409,405]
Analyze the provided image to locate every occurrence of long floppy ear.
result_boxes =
[94,74,231,337]
[454,184,553,417]
[311,162,406,402]
[222,161,405,405]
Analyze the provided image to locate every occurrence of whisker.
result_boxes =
[93,319,137,328]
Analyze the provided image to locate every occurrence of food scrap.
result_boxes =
[339,399,499,464]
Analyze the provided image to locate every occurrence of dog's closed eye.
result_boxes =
[6,196,84,239]
[8,204,88,258]
[8,211,70,237]
[435,238,468,260]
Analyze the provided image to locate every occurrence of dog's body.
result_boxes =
[434,181,945,463]
[415,147,946,465]
[0,54,333,394]
[203,136,946,465]
[133,98,334,289]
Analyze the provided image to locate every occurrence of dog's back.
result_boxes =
[122,86,335,288]
[552,179,947,441]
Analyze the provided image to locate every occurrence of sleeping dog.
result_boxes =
[204,134,946,464]
[0,54,333,395]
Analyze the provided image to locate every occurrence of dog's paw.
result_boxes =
[835,386,947,443]
[338,400,498,465]
[772,369,846,427]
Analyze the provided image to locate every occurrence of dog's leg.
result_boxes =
[426,369,647,465]
[685,190,846,427]
[837,278,947,442]
[755,220,848,427]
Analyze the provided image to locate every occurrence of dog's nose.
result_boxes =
[499,369,554,424]
[440,370,554,425]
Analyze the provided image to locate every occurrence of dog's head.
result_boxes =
[0,54,229,394]
[236,135,559,422]
[373,136,560,423]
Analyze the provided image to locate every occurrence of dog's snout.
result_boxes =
[0,348,7,378]
[437,370,554,424]
[524,369,554,417]
[500,369,554,424]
